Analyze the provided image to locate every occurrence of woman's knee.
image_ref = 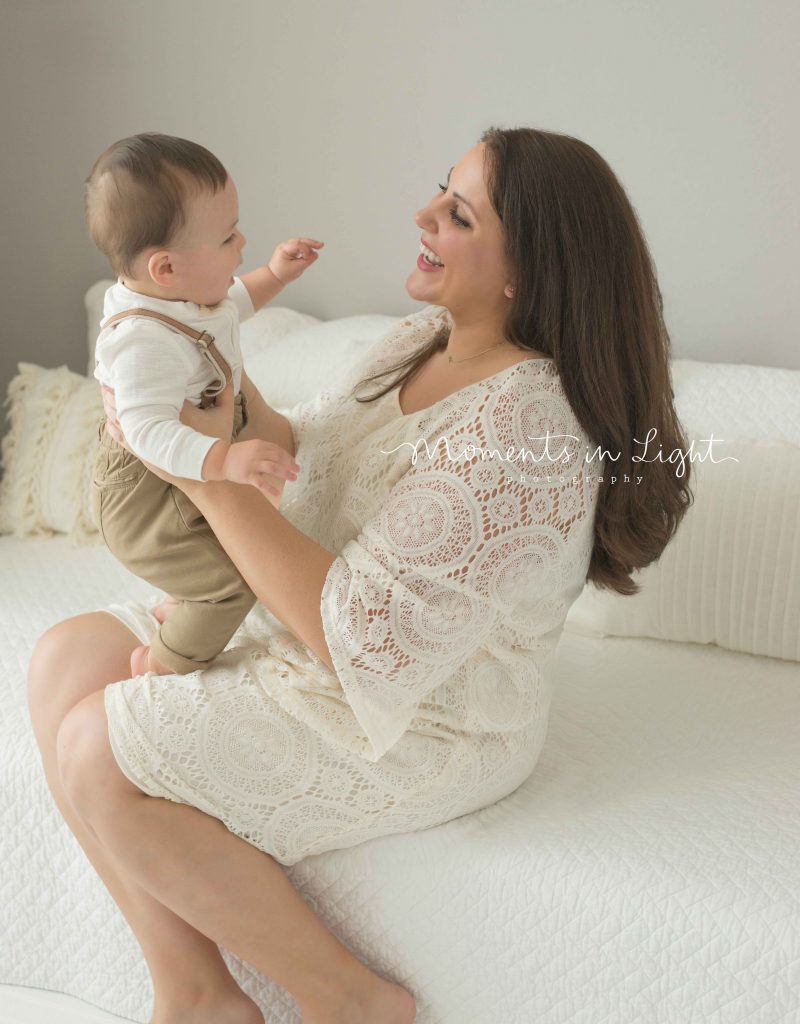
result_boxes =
[27,613,139,739]
[56,692,119,819]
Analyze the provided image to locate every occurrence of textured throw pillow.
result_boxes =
[565,440,800,662]
[245,313,404,409]
[0,362,104,545]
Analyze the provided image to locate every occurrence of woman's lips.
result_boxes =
[417,252,444,273]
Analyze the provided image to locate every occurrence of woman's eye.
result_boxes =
[438,183,468,227]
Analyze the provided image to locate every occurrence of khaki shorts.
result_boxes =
[91,392,256,675]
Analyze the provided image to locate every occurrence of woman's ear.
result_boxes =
[504,284,515,299]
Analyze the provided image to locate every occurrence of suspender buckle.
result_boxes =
[194,330,216,349]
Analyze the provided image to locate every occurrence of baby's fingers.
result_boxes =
[256,480,282,499]
[257,458,300,481]
[290,238,324,260]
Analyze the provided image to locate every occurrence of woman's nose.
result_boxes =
[414,207,432,230]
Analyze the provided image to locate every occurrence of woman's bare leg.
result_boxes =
[27,613,264,1023]
[54,640,417,1023]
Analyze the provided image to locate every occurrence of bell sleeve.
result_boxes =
[318,378,597,763]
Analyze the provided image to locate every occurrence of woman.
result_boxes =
[27,127,691,1024]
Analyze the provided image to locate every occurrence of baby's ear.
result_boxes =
[146,249,174,286]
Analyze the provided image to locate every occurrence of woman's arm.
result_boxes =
[236,369,295,457]
[184,479,337,673]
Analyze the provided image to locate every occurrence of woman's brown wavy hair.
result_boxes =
[348,126,693,596]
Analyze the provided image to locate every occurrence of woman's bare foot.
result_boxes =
[302,975,416,1024]
[151,595,181,624]
[355,978,416,1024]
[130,644,175,677]
[150,986,264,1023]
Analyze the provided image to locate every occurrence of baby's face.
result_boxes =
[170,176,247,306]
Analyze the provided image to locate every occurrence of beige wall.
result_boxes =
[1,0,797,445]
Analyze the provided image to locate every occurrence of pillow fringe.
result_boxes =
[0,363,102,544]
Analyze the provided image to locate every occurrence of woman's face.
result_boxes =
[406,143,513,323]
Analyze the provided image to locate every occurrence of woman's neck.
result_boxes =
[444,314,514,364]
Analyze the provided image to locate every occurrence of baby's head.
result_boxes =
[85,132,246,306]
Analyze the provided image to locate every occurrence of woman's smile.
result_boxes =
[417,238,445,273]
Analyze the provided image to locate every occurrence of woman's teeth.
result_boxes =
[419,242,444,267]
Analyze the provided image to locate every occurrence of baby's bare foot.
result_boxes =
[130,644,174,677]
[151,595,180,624]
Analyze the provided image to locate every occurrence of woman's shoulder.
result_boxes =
[393,304,450,340]
[479,359,595,460]
[354,306,451,380]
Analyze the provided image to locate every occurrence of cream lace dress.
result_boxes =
[101,305,602,866]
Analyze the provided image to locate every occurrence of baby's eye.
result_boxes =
[224,234,235,244]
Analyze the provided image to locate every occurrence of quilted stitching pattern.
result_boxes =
[3,535,799,1022]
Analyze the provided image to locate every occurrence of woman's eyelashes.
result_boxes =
[437,184,470,228]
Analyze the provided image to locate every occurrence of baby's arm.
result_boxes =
[239,237,324,312]
[107,329,221,482]
[200,429,300,502]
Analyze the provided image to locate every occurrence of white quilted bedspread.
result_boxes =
[2,534,799,1023]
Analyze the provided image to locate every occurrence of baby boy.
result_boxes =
[87,132,321,679]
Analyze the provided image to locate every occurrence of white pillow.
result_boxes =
[0,363,103,545]
[670,358,800,445]
[246,313,404,409]
[565,440,800,662]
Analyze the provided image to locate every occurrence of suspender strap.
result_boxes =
[100,307,233,409]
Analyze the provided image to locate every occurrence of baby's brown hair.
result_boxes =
[85,132,228,277]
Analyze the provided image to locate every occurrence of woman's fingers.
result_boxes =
[105,419,122,443]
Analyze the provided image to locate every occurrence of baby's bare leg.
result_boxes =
[27,613,262,1023]
[152,596,181,624]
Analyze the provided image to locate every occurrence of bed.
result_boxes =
[1,281,798,1024]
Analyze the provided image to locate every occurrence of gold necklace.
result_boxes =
[446,340,507,365]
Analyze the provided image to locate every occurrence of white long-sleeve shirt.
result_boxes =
[93,277,255,480]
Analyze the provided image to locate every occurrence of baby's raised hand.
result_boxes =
[221,438,300,498]
[268,237,324,285]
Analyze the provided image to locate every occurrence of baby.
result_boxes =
[87,132,322,679]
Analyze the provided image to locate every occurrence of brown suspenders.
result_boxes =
[99,307,234,409]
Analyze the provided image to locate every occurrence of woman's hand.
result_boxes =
[178,378,236,441]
